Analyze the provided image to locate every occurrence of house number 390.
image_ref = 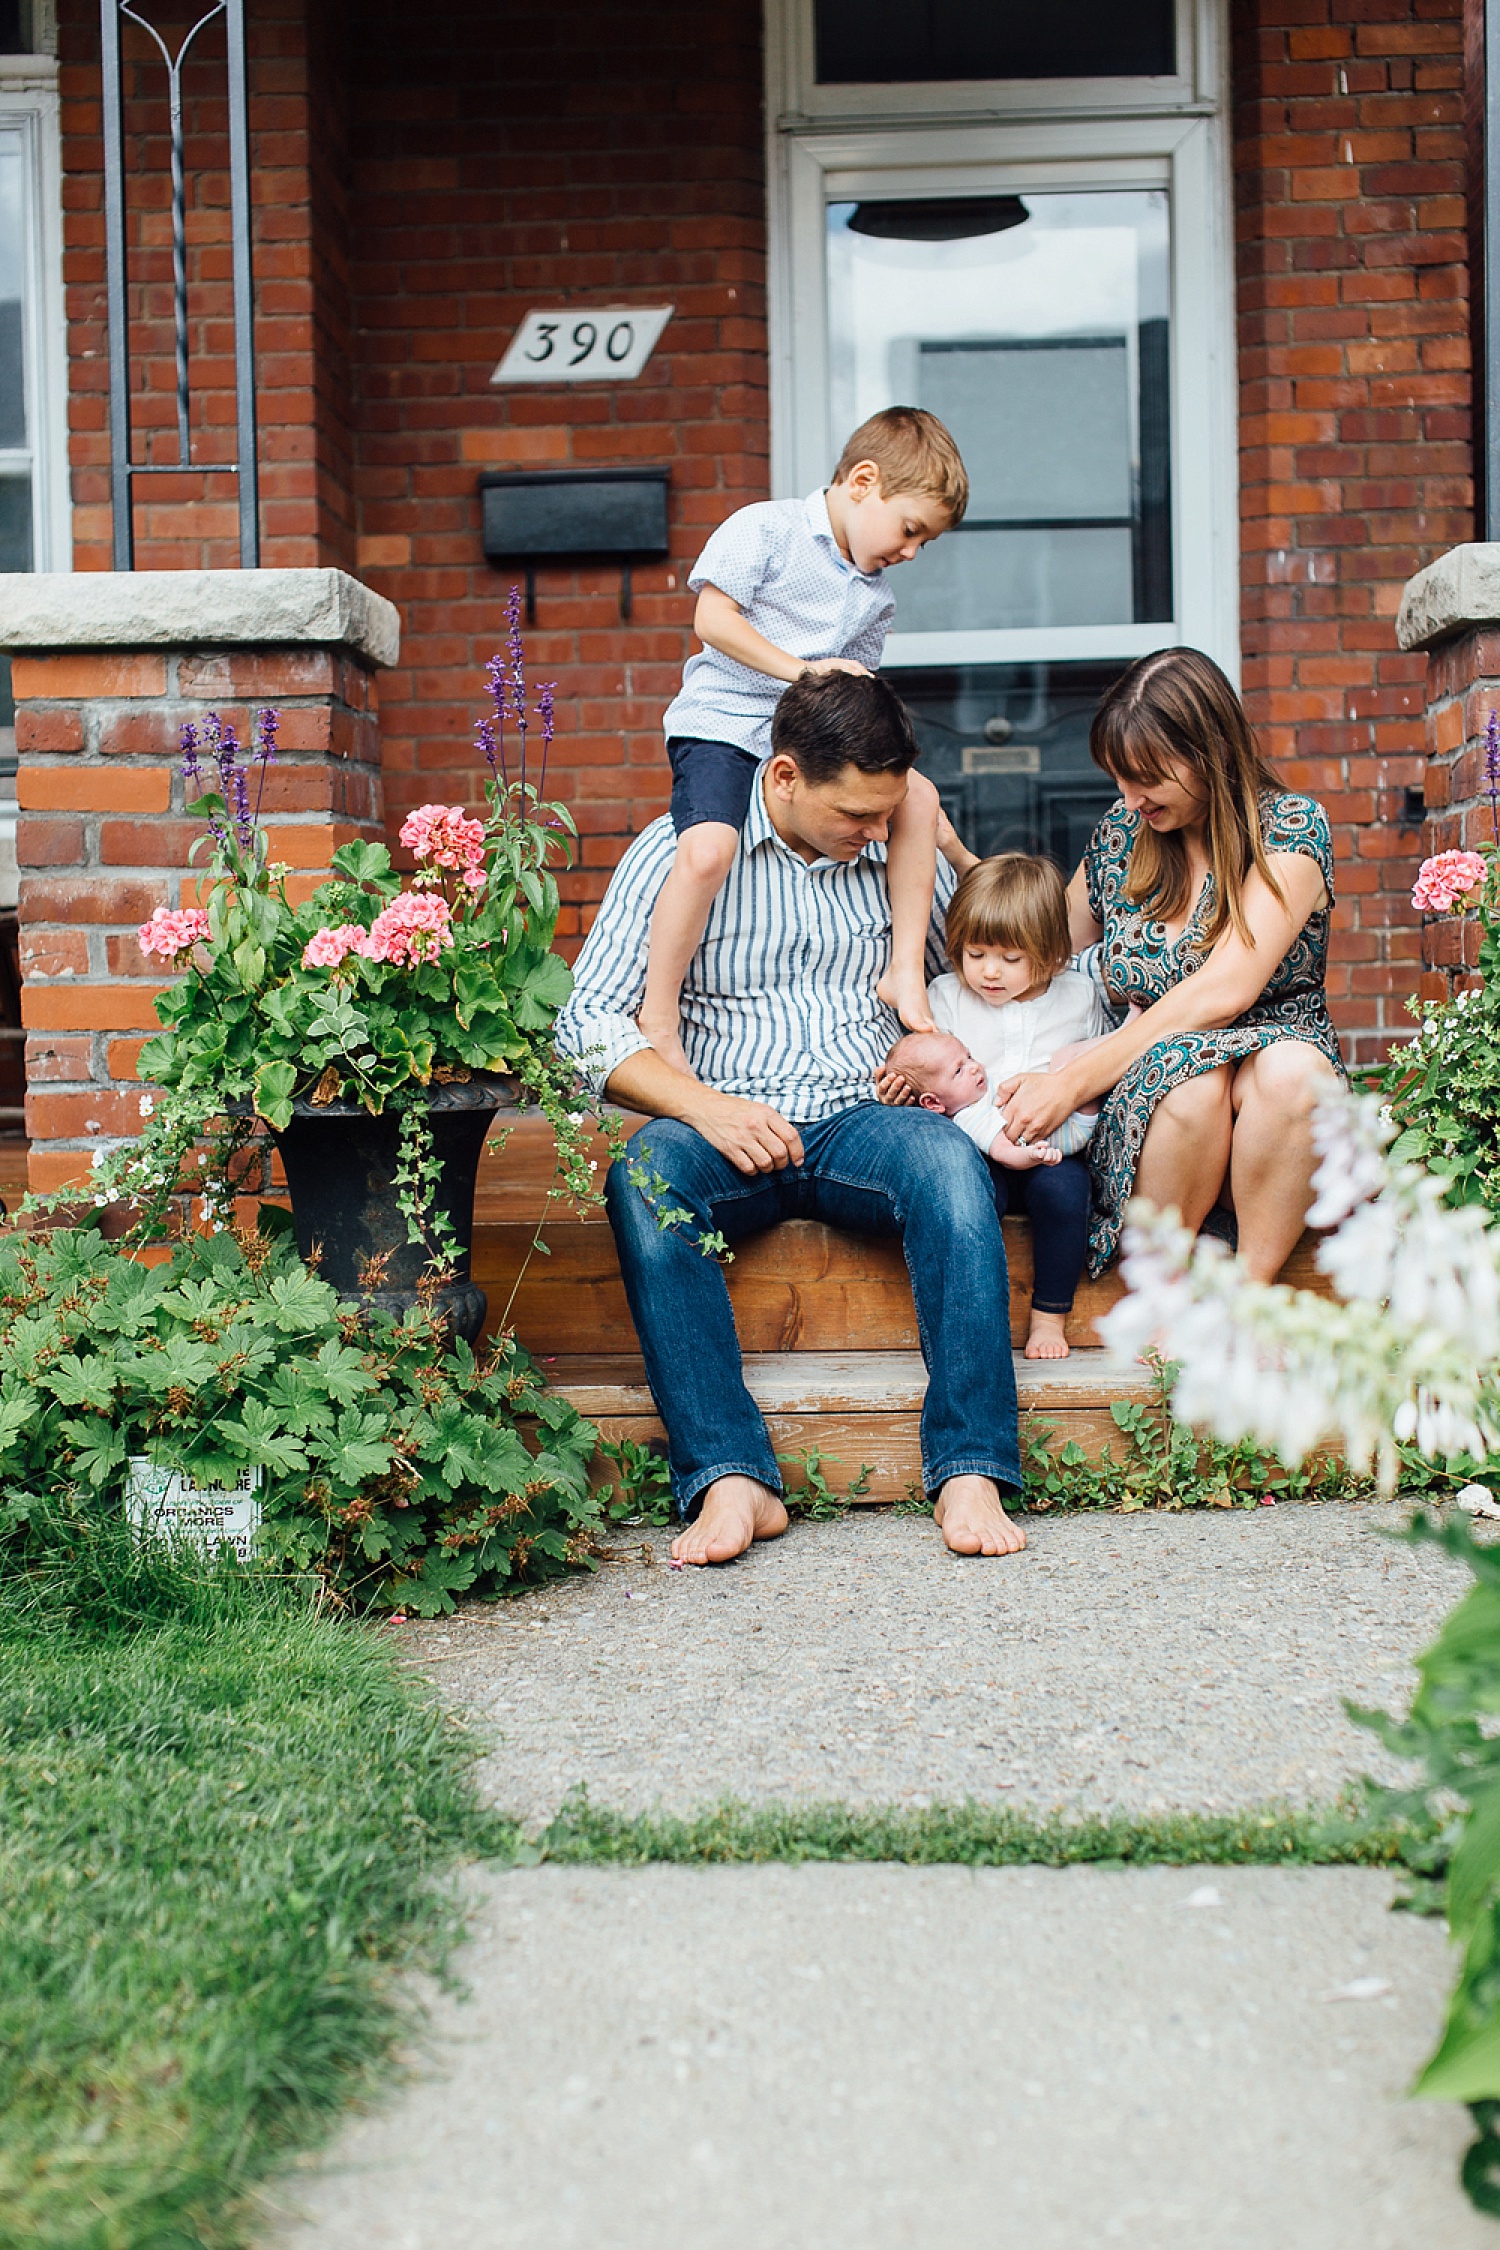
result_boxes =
[491,305,674,386]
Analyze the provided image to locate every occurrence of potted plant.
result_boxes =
[52,600,600,1340]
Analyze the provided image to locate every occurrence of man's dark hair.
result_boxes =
[769,669,919,782]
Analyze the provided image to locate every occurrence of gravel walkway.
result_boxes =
[397,1501,1466,1825]
[260,1863,1488,2250]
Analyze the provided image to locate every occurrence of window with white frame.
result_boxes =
[765,0,1235,867]
[0,21,65,1079]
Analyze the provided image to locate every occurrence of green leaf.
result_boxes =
[330,839,393,885]
[254,1059,299,1131]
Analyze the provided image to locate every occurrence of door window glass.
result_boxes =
[900,663,1125,870]
[813,1,1176,85]
[0,128,33,573]
[827,189,1171,635]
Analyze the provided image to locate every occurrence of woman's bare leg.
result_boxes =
[1228,1042,1341,1282]
[1132,1065,1233,1233]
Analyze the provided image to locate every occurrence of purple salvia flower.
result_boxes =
[485,651,509,785]
[180,719,203,792]
[476,714,499,775]
[1486,708,1500,849]
[536,679,556,803]
[507,584,529,797]
[252,706,279,823]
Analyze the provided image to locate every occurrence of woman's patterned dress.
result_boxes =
[1083,790,1345,1275]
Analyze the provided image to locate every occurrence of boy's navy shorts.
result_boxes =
[667,736,759,835]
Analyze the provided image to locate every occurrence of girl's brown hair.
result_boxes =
[1089,646,1285,946]
[945,854,1072,981]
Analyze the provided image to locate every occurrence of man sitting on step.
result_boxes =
[553,670,1025,1566]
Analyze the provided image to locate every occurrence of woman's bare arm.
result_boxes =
[1067,863,1103,952]
[995,853,1329,1143]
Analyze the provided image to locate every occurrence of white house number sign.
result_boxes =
[491,304,673,385]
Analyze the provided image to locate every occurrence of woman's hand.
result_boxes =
[874,1061,919,1107]
[994,1065,1088,1147]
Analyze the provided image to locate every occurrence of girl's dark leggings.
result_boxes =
[988,1152,1092,1315]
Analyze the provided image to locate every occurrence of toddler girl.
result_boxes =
[889,854,1108,1359]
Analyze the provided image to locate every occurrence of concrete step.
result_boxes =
[549,1344,1164,1499]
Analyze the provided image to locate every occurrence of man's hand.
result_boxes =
[801,657,871,679]
[681,1085,805,1174]
[874,1060,919,1107]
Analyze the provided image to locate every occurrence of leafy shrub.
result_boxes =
[0,1223,600,1615]
[1355,1511,1500,2215]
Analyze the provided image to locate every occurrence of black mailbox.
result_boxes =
[478,467,670,621]
[479,468,671,563]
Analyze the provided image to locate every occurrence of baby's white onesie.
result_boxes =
[929,968,1107,1156]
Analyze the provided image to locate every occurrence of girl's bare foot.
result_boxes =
[932,1475,1026,1555]
[877,964,936,1032]
[1024,1310,1070,1360]
[670,1476,789,1565]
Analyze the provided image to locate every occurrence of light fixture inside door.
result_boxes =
[847,196,1029,243]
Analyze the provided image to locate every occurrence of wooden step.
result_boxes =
[470,1117,1332,1357]
[553,1346,1164,1500]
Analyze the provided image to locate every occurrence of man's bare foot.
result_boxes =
[636,1013,697,1079]
[877,965,936,1032]
[1025,1310,1070,1360]
[933,1475,1027,1556]
[671,1475,789,1566]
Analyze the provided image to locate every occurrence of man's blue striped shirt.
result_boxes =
[554,767,954,1120]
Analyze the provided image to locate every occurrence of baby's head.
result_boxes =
[945,853,1071,1006]
[830,407,969,574]
[885,1029,988,1117]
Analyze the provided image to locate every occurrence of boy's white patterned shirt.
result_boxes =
[662,488,896,756]
[554,766,955,1120]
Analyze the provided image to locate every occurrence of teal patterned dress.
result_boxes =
[1083,791,1345,1275]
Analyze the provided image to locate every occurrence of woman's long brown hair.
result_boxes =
[1089,647,1286,946]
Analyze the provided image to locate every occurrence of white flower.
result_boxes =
[588,1159,598,1171]
[90,1148,108,1171]
[139,1094,155,1118]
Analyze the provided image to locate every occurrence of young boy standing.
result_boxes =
[638,406,968,1074]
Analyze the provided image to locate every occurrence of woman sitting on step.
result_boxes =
[941,646,1346,1284]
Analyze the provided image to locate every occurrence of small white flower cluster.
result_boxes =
[1101,1087,1500,1490]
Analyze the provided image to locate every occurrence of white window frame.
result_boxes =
[0,51,70,575]
[764,0,1237,681]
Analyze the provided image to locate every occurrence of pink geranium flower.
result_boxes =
[138,906,211,961]
[399,803,486,888]
[365,891,455,966]
[301,923,373,970]
[1411,850,1488,915]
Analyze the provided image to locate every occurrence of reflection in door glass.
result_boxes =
[827,191,1171,633]
[898,663,1126,872]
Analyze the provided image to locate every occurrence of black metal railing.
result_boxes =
[99,0,259,568]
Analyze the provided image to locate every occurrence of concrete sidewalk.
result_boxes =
[399,1502,1464,1823]
[259,1863,1488,2250]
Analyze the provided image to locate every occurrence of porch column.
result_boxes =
[1397,544,1500,1001]
[1,569,400,1195]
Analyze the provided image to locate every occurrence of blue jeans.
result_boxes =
[604,1103,1022,1517]
[987,1153,1092,1316]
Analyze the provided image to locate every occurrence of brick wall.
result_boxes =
[16,643,383,1189]
[1416,623,1499,991]
[343,0,768,949]
[1233,0,1473,1063]
[59,0,350,569]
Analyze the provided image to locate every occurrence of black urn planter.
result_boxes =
[265,1075,517,1344]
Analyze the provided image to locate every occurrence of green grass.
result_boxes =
[529,1788,1429,1870]
[0,1527,513,2250]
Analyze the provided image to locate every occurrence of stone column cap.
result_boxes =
[1397,544,1500,652]
[0,568,400,668]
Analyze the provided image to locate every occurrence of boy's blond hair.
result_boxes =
[832,407,968,526]
[945,854,1071,981]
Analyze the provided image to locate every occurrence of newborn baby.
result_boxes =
[886,1028,1074,1170]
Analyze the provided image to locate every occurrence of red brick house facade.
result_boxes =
[0,0,1483,1143]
